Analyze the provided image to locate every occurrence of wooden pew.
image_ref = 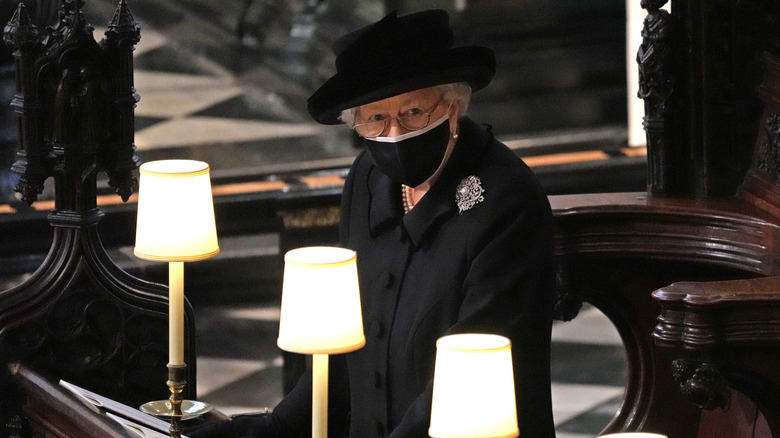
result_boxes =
[7,362,139,438]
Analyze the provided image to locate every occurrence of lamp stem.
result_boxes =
[312,353,328,438]
[169,261,185,365]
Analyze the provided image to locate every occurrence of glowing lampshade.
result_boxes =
[429,333,518,438]
[134,159,219,262]
[278,246,365,354]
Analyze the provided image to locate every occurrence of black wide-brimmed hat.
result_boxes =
[307,9,496,125]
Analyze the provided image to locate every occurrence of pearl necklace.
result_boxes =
[402,184,414,214]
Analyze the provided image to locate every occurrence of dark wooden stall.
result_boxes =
[0,1,197,436]
[549,0,780,437]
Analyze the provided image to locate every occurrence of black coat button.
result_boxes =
[375,420,385,436]
[378,271,394,288]
[370,321,384,338]
[372,370,382,388]
[396,227,407,243]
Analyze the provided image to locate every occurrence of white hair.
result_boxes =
[339,82,472,126]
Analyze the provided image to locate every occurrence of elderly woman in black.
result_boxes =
[191,9,556,438]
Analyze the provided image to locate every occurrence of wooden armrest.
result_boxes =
[654,275,780,305]
[653,276,780,348]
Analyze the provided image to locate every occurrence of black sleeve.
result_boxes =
[184,412,293,438]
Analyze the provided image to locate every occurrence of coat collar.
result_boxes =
[367,118,493,247]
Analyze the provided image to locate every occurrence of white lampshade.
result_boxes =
[134,160,220,262]
[277,247,365,354]
[600,434,668,438]
[429,334,518,438]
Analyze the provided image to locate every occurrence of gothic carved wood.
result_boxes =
[638,0,679,193]
[637,0,780,196]
[1,1,197,435]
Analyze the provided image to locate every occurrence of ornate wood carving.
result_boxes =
[3,0,139,205]
[638,0,679,193]
[0,1,197,435]
[636,0,778,196]
[699,0,780,196]
[741,52,780,218]
[755,110,780,179]
[672,360,730,411]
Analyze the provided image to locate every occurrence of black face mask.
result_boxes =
[363,114,451,187]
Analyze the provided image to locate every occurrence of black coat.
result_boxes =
[275,118,556,438]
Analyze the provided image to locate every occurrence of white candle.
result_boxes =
[312,354,328,438]
[169,261,185,366]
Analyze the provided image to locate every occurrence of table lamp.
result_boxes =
[429,333,518,438]
[133,159,220,435]
[277,246,365,438]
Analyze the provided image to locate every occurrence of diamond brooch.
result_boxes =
[455,175,485,214]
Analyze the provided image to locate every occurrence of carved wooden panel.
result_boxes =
[1,1,197,436]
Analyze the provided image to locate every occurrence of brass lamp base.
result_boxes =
[141,364,211,437]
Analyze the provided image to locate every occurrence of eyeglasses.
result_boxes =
[352,99,446,138]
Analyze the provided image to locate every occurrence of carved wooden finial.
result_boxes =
[106,0,141,48]
[3,0,143,206]
[3,3,41,51]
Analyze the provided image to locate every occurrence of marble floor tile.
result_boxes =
[551,383,624,426]
[552,304,623,346]
[197,356,282,397]
[135,86,246,119]
[135,117,325,150]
